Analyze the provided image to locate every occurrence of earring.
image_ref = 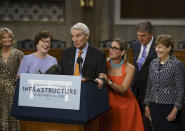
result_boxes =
[122,52,125,56]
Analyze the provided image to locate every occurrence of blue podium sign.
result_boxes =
[18,73,81,110]
[12,79,109,124]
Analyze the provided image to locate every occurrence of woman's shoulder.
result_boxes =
[12,48,24,55]
[47,54,57,60]
[12,48,21,52]
[22,54,35,62]
[170,56,185,70]
[23,53,34,58]
[125,62,135,72]
[47,54,57,64]
[170,55,183,65]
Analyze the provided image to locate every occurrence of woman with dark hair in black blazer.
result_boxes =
[144,34,185,131]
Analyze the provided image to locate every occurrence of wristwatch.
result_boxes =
[107,79,113,85]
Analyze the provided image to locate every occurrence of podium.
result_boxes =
[12,77,109,131]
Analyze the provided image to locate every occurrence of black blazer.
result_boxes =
[130,39,157,111]
[60,45,107,80]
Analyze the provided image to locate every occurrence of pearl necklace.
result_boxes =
[110,59,124,68]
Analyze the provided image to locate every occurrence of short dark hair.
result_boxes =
[136,20,153,34]
[33,30,53,48]
[155,34,174,55]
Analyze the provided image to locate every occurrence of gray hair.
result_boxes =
[136,20,153,34]
[71,22,90,35]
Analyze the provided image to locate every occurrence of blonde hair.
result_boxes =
[0,27,15,47]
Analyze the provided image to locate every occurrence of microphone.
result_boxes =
[77,57,83,73]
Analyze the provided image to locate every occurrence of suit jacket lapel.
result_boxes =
[136,38,156,71]
[70,47,76,74]
[145,39,156,61]
[142,39,156,68]
[81,45,91,74]
[135,40,141,61]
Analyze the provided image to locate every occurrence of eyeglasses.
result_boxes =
[40,39,51,44]
[108,46,122,51]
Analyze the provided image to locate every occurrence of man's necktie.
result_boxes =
[74,50,83,76]
[137,45,147,71]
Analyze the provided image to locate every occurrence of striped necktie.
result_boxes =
[74,50,83,76]
[137,45,147,71]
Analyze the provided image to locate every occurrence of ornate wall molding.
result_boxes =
[0,1,64,22]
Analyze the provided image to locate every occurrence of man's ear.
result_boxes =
[150,32,154,36]
[85,33,90,39]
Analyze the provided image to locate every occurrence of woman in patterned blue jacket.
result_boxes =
[144,34,185,131]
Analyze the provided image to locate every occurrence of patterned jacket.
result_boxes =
[144,55,185,109]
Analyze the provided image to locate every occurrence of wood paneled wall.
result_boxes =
[21,48,185,66]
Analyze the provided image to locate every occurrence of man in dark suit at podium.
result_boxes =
[60,22,106,88]
[130,20,157,131]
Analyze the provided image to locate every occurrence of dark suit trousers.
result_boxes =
[150,103,182,131]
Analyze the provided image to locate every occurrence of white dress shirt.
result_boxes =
[137,37,153,64]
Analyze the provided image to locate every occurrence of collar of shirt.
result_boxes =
[137,37,154,61]
[74,42,89,73]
